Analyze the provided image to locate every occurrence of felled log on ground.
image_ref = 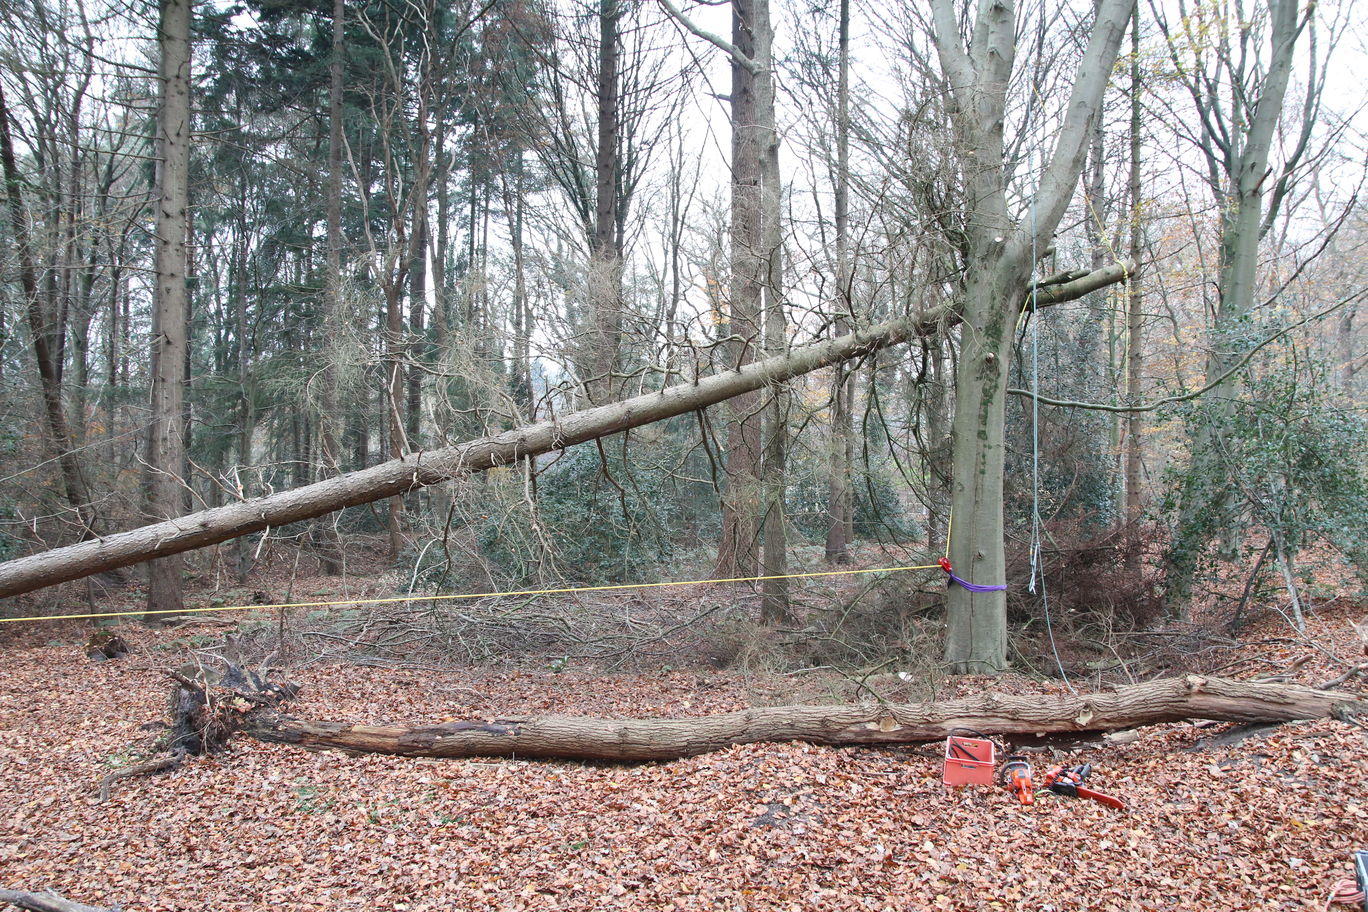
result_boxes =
[243,674,1364,763]
[0,889,114,912]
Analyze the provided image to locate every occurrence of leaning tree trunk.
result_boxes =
[0,316,922,600]
[241,675,1363,763]
[0,263,1131,602]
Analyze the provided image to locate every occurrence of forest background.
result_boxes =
[2,0,1367,678]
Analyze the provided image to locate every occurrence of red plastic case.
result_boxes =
[942,735,995,786]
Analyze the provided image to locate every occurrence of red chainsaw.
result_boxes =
[1041,763,1125,810]
[999,754,1035,805]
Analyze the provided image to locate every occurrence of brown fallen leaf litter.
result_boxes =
[2,602,1367,912]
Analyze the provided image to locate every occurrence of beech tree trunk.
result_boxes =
[0,262,1131,602]
[243,675,1363,763]
[1164,0,1314,611]
[932,0,1133,673]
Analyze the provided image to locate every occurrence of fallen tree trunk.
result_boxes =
[243,674,1361,763]
[0,261,1132,601]
[0,889,114,912]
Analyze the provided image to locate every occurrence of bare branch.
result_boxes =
[1008,287,1367,412]
[658,0,760,74]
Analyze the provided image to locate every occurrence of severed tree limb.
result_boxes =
[96,754,183,804]
[0,889,114,912]
[0,260,1133,603]
[242,675,1363,763]
[1321,663,1368,690]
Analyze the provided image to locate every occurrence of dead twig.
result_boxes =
[1320,663,1368,691]
[96,753,184,803]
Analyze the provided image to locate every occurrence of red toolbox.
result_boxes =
[942,735,995,787]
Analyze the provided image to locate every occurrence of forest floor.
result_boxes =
[1,547,1367,911]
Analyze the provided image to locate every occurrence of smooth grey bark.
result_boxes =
[932,0,1133,673]
[145,0,192,620]
[0,260,1131,601]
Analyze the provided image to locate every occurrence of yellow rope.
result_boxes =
[0,562,945,625]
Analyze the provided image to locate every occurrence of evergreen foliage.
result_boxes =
[1167,349,1368,592]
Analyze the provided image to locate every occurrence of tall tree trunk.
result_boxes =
[506,156,531,411]
[587,0,623,404]
[103,250,122,463]
[943,264,1029,673]
[386,297,406,559]
[824,0,853,565]
[307,0,348,576]
[1164,0,1310,610]
[0,82,98,538]
[145,0,193,621]
[932,0,1132,673]
[321,0,345,475]
[233,215,254,584]
[715,0,764,581]
[406,92,430,444]
[1123,0,1145,573]
[755,0,789,624]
